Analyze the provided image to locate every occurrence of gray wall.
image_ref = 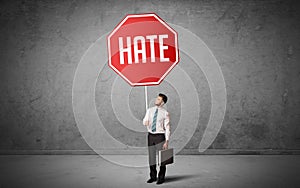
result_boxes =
[0,0,299,154]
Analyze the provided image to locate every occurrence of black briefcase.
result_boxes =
[158,148,174,166]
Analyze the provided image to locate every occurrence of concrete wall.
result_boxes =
[0,0,299,154]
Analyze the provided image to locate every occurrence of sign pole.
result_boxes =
[145,86,148,111]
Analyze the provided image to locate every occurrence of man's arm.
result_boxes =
[143,109,150,126]
[164,111,170,141]
[162,111,170,150]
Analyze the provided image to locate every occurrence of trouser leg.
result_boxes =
[158,165,166,180]
[156,134,166,180]
[148,134,157,179]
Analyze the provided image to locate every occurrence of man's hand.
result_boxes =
[144,120,150,126]
[162,141,169,150]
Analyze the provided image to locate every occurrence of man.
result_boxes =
[143,93,170,185]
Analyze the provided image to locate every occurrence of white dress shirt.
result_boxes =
[143,106,170,141]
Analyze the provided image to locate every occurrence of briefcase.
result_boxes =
[158,148,174,166]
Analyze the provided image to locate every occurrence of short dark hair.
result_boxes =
[158,93,168,104]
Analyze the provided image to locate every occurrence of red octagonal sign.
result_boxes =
[107,13,179,86]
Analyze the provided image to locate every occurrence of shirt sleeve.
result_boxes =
[143,109,150,126]
[164,111,170,141]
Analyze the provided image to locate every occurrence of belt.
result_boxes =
[148,132,165,136]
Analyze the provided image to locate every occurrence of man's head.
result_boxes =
[155,93,168,106]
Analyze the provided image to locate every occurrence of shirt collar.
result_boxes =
[155,105,163,109]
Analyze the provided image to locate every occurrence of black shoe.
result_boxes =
[147,178,157,183]
[156,179,165,184]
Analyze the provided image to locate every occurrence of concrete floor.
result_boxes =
[0,155,299,188]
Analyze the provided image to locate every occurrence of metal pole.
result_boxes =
[145,86,148,110]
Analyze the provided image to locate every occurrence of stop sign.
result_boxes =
[107,13,179,86]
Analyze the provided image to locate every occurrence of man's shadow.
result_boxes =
[164,174,199,183]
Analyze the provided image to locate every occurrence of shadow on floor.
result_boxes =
[164,174,199,183]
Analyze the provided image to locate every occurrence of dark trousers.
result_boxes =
[147,132,166,180]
